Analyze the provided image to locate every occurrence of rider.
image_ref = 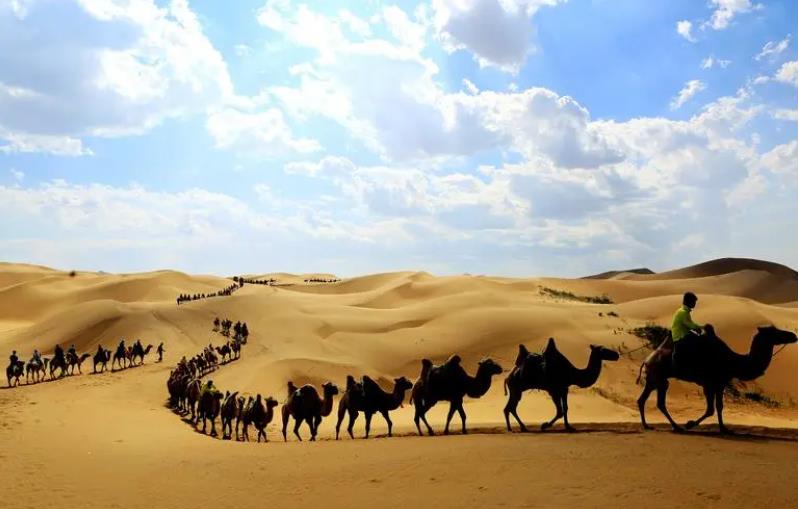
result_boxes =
[671,292,704,370]
[9,350,19,367]
[67,344,77,361]
[32,349,42,363]
[54,344,65,364]
[97,343,104,355]
[200,379,218,398]
[117,339,126,355]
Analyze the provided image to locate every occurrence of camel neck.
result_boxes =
[573,351,603,388]
[736,335,773,381]
[466,366,493,397]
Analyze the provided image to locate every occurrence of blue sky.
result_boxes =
[1,0,797,277]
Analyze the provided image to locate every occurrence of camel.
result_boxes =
[411,356,503,436]
[637,325,797,434]
[281,381,339,441]
[67,352,91,375]
[220,391,240,440]
[112,348,128,370]
[184,379,202,422]
[335,375,365,440]
[7,361,24,387]
[197,388,224,436]
[230,340,241,359]
[130,343,153,366]
[93,348,111,373]
[243,394,279,442]
[504,339,619,432]
[362,376,413,438]
[49,356,67,379]
[25,357,47,383]
[215,344,231,363]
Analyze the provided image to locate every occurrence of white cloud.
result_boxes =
[670,80,706,110]
[704,0,762,31]
[432,0,564,73]
[205,107,321,157]
[10,168,24,183]
[0,127,92,156]
[755,34,791,61]
[774,61,798,87]
[676,20,696,42]
[773,109,798,122]
[701,56,731,69]
[762,141,798,175]
[234,44,252,57]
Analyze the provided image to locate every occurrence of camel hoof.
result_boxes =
[642,424,654,431]
[685,420,698,430]
[671,425,685,434]
[541,423,551,431]
[719,426,734,435]
[565,426,576,433]
[519,425,529,433]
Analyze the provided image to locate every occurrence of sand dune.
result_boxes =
[2,258,798,508]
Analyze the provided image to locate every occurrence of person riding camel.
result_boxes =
[54,344,65,364]
[32,349,42,363]
[9,350,19,368]
[671,292,704,371]
[116,339,126,357]
[200,379,218,398]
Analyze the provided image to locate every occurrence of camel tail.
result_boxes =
[636,362,646,386]
[503,376,508,396]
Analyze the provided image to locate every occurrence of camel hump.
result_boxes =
[515,344,530,367]
[346,375,358,390]
[444,354,462,368]
[286,381,298,396]
[361,375,380,393]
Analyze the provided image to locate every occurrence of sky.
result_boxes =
[1,0,797,277]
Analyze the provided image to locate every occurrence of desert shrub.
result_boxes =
[629,323,670,349]
[540,286,614,304]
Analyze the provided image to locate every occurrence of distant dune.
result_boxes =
[582,267,656,280]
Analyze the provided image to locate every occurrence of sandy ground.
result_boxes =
[2,258,798,508]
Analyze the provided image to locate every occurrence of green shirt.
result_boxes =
[671,305,701,342]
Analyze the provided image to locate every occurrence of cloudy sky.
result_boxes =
[1,0,797,277]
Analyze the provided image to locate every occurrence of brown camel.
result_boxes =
[198,388,224,436]
[215,344,231,363]
[504,339,620,432]
[25,357,47,383]
[335,375,364,440]
[49,356,67,379]
[67,352,91,375]
[637,325,797,434]
[411,356,503,436]
[184,379,202,422]
[130,343,153,366]
[220,391,240,440]
[243,394,279,442]
[281,381,339,441]
[93,348,111,373]
[7,361,24,387]
[361,376,413,438]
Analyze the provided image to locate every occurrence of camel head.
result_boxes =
[590,344,620,362]
[394,376,413,392]
[265,397,279,410]
[322,381,339,398]
[756,325,798,346]
[477,358,503,376]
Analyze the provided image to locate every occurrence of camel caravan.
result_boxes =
[177,281,242,305]
[6,338,164,387]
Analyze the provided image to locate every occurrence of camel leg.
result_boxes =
[364,411,373,439]
[381,409,393,437]
[637,382,656,430]
[541,391,563,431]
[281,411,289,442]
[504,388,527,432]
[655,381,683,432]
[307,416,317,441]
[210,417,218,437]
[293,417,303,442]
[420,406,435,436]
[685,387,715,430]
[335,405,345,440]
[561,390,575,432]
[443,401,458,435]
[456,403,467,434]
[715,389,731,434]
[347,410,358,440]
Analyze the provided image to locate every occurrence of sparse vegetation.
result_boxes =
[68,270,77,277]
[540,286,614,304]
[629,323,670,349]
[726,383,782,408]
[607,311,619,317]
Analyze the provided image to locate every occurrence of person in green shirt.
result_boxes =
[672,292,704,370]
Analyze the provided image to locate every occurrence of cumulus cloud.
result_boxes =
[432,0,564,73]
[762,141,798,175]
[676,20,697,42]
[701,56,731,69]
[205,107,321,157]
[670,80,706,110]
[755,34,791,61]
[704,0,762,31]
[774,61,798,87]
[773,109,798,122]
